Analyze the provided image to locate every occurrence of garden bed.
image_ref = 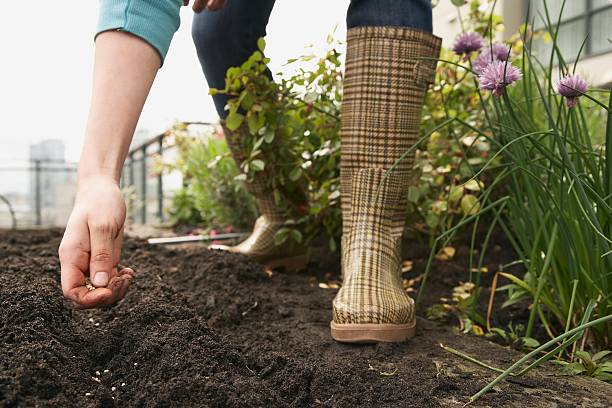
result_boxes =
[1,229,610,407]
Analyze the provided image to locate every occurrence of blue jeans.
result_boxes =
[192,0,433,118]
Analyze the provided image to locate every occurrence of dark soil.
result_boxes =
[1,229,610,408]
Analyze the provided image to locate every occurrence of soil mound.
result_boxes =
[1,229,610,407]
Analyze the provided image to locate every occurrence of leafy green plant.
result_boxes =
[555,350,612,382]
[168,187,203,227]
[486,323,541,351]
[427,281,486,336]
[163,123,257,229]
[215,37,343,248]
[484,9,612,353]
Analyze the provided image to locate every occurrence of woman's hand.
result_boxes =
[184,0,227,12]
[58,175,134,309]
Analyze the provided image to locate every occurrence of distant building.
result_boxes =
[29,139,76,226]
[433,0,612,86]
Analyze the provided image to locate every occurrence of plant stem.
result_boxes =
[440,344,516,376]
[526,224,558,338]
[469,313,612,404]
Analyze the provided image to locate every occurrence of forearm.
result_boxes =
[78,31,160,183]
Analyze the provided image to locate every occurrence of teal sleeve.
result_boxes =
[96,0,182,66]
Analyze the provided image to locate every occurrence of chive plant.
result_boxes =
[415,0,611,355]
[482,3,612,353]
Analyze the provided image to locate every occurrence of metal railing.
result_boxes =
[0,159,78,228]
[0,122,215,229]
[122,121,215,225]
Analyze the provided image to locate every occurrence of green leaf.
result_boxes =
[463,179,483,192]
[498,272,533,294]
[257,37,266,52]
[290,229,303,243]
[289,167,303,181]
[449,185,464,203]
[239,90,255,111]
[426,304,448,321]
[426,212,440,229]
[575,351,593,365]
[226,112,244,131]
[521,337,540,349]
[490,328,508,340]
[561,362,586,375]
[252,136,264,152]
[247,113,261,135]
[451,0,467,6]
[460,194,481,216]
[274,228,290,245]
[407,186,420,203]
[592,350,611,362]
[250,159,265,172]
[328,189,340,200]
[329,237,337,252]
[263,128,275,143]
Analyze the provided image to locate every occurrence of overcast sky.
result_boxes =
[0,1,350,166]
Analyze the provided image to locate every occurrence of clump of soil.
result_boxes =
[1,229,610,407]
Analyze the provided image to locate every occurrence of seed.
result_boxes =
[94,323,100,327]
[133,363,138,366]
[91,377,100,383]
[103,369,109,373]
[85,393,92,397]
[95,371,100,376]
[88,318,94,323]
[121,383,126,387]
[111,387,116,391]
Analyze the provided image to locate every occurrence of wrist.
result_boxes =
[77,162,122,184]
[77,170,121,189]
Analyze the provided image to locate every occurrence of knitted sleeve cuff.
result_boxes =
[96,0,182,66]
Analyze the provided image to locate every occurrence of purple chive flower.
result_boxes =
[473,43,511,74]
[478,60,522,97]
[453,32,485,59]
[556,74,588,108]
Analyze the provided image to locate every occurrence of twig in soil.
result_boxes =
[241,301,258,317]
[485,272,500,332]
[368,363,398,376]
[439,343,516,376]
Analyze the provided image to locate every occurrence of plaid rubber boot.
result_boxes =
[209,126,309,272]
[331,27,441,343]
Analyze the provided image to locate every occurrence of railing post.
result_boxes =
[129,152,135,222]
[141,145,147,224]
[157,135,164,222]
[34,160,42,226]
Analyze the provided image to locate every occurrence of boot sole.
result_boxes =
[330,320,416,343]
[264,253,310,273]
